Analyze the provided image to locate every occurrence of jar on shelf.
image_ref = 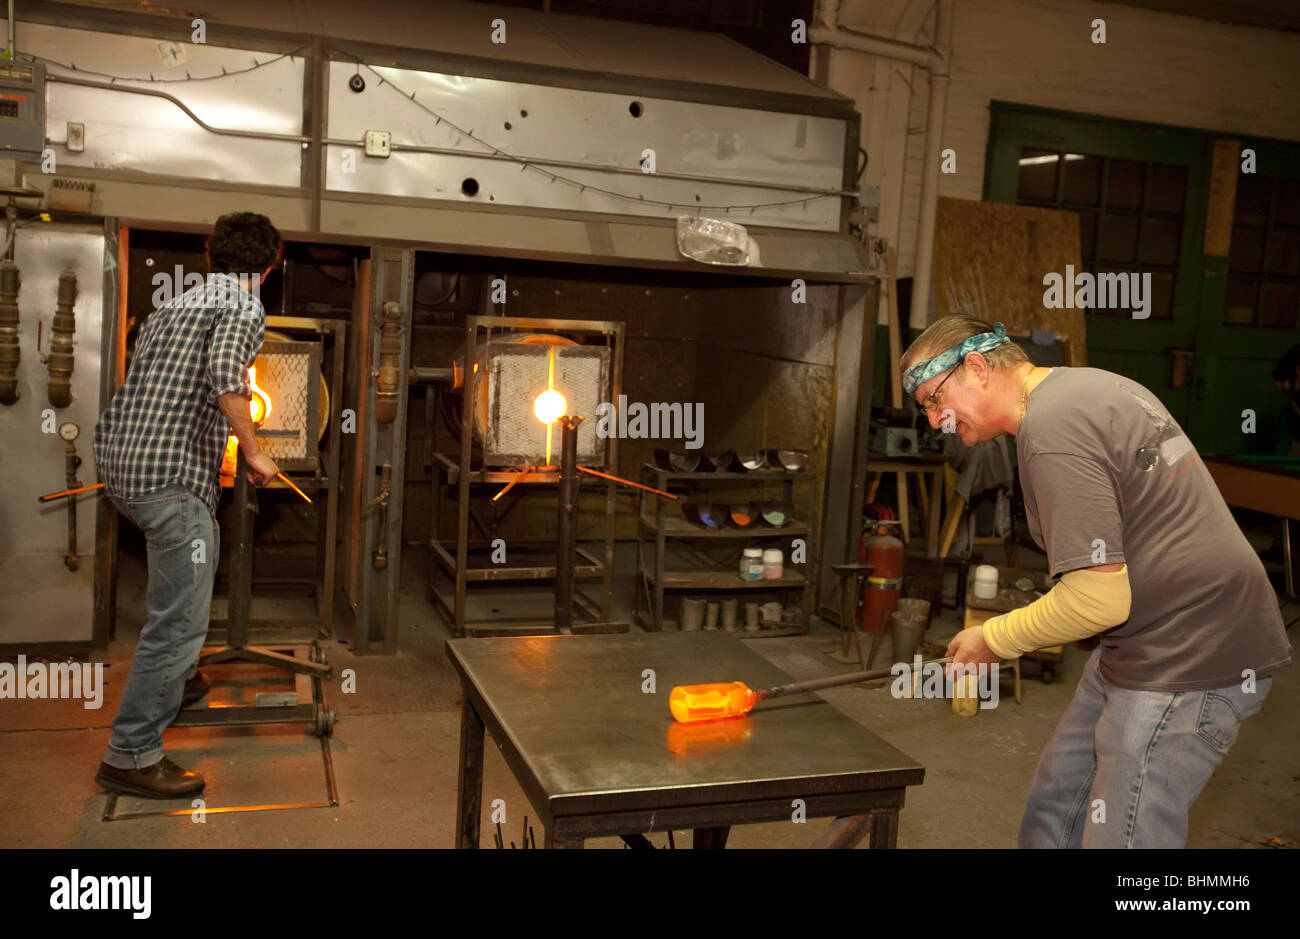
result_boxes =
[740,547,763,581]
[762,548,783,580]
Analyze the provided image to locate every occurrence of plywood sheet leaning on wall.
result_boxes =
[934,197,1086,367]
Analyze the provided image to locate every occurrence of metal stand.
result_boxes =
[429,314,626,637]
[554,415,583,631]
[634,463,819,635]
[828,563,872,667]
[186,449,335,734]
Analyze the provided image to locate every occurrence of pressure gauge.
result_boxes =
[59,421,80,442]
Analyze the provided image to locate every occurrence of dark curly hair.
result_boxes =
[206,212,283,275]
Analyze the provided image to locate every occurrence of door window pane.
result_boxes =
[1229,227,1265,273]
[1099,215,1139,262]
[1147,163,1188,214]
[1062,154,1103,206]
[1224,278,1259,324]
[1275,178,1300,226]
[1260,282,1298,329]
[1265,229,1300,277]
[1234,175,1272,227]
[1139,216,1182,267]
[1092,268,1133,316]
[1017,148,1059,202]
[1106,159,1146,210]
[1148,271,1175,320]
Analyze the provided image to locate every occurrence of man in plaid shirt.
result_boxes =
[92,212,282,798]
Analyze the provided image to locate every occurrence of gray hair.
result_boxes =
[900,315,1029,375]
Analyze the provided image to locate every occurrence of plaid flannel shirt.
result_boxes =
[94,273,266,517]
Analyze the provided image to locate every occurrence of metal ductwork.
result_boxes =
[45,268,77,408]
[375,300,403,424]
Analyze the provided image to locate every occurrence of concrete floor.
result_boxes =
[1,541,1295,849]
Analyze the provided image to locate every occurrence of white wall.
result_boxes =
[821,0,1300,325]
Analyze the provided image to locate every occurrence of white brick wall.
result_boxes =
[825,0,1300,325]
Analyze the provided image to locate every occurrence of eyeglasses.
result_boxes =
[917,363,961,414]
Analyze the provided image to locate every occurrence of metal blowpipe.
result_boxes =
[669,656,955,723]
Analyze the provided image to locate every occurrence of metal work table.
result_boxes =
[447,632,926,848]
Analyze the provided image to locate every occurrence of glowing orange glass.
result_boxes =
[248,366,272,425]
[669,681,760,723]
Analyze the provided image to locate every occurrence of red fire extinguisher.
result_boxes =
[858,521,903,634]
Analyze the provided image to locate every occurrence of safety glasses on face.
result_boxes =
[917,363,961,414]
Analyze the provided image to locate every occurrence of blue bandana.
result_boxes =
[903,322,1013,395]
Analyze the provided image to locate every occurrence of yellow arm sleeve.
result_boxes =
[981,565,1131,659]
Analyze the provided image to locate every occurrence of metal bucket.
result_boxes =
[890,611,927,662]
[897,598,931,626]
[680,597,706,631]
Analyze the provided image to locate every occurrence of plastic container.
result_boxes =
[739,548,763,581]
[762,548,784,580]
[972,564,1000,600]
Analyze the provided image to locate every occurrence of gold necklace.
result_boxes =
[1019,368,1036,422]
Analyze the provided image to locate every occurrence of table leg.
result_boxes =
[868,810,899,849]
[693,826,731,849]
[455,693,485,849]
[896,472,909,543]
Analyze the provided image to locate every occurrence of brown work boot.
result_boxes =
[95,758,206,799]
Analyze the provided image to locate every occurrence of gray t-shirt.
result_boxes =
[1017,367,1292,691]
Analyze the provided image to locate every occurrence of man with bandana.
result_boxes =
[901,315,1291,848]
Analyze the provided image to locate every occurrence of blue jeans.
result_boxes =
[104,484,218,770]
[1020,648,1271,847]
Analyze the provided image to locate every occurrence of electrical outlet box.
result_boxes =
[0,61,46,160]
[66,122,85,153]
[363,130,391,158]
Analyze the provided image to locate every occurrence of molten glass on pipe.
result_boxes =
[669,681,762,723]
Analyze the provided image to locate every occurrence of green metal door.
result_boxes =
[984,103,1207,437]
[1196,137,1300,454]
[984,103,1300,453]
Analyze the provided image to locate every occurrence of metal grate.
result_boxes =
[254,340,321,463]
[484,342,610,467]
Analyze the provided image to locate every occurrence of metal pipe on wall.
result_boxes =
[910,1,954,336]
[46,268,77,407]
[376,300,403,424]
[810,0,954,334]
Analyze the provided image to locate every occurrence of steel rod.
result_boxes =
[576,464,677,500]
[554,416,582,630]
[755,656,954,700]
